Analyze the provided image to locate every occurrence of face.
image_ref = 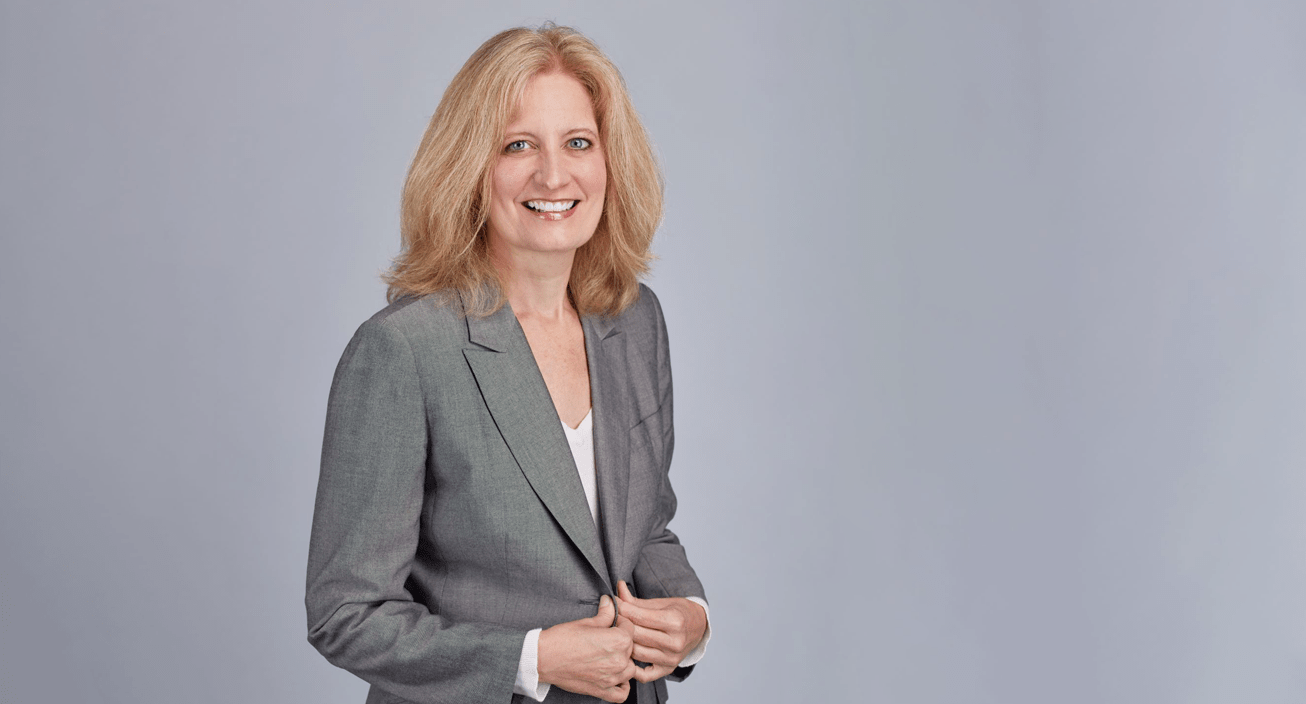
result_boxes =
[486,70,607,264]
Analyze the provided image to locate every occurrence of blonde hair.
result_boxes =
[385,24,662,317]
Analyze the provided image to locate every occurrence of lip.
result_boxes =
[521,199,580,221]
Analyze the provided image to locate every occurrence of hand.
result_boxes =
[615,580,707,683]
[537,595,637,703]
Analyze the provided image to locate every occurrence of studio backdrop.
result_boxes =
[2,2,1304,703]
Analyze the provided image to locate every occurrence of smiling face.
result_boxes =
[486,70,607,268]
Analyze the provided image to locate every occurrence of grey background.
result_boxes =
[2,1,1303,703]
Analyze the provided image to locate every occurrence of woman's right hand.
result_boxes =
[537,595,637,703]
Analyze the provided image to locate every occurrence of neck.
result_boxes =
[492,245,576,320]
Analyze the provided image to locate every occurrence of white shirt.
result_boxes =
[513,409,710,701]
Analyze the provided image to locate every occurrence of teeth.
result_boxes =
[526,200,577,212]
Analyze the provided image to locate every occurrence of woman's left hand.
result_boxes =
[614,580,707,682]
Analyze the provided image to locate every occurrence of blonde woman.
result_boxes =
[306,25,709,704]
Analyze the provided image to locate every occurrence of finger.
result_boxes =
[591,594,617,627]
[614,613,637,638]
[626,621,678,652]
[616,598,681,632]
[632,642,680,667]
[620,658,639,681]
[612,594,656,620]
[604,679,631,703]
[632,662,676,684]
[617,580,640,603]
[598,668,634,704]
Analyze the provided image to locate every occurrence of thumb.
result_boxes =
[592,594,617,626]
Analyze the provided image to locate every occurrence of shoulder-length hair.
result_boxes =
[385,24,662,317]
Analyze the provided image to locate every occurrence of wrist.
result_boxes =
[535,625,557,683]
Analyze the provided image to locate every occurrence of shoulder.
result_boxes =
[610,283,672,374]
[351,294,466,344]
[336,294,469,372]
[614,283,668,337]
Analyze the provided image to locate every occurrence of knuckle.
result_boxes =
[636,665,661,682]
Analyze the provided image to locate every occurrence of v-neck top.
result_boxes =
[561,408,597,523]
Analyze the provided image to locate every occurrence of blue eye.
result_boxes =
[568,137,592,149]
[505,140,529,153]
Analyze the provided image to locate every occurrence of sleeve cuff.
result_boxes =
[514,628,551,702]
[678,597,711,667]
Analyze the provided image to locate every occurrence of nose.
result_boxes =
[534,147,567,190]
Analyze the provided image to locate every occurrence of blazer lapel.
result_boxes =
[461,301,612,591]
[585,314,631,586]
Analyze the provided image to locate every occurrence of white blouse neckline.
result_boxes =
[561,408,597,522]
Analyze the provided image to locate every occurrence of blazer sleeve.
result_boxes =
[631,288,708,681]
[305,316,524,704]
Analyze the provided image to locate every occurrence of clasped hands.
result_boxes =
[537,580,707,703]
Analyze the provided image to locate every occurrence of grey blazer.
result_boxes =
[306,284,706,704]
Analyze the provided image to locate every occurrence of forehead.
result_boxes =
[506,70,597,129]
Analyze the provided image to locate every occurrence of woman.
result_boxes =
[306,25,708,704]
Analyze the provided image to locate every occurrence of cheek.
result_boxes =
[585,156,608,198]
[491,161,527,207]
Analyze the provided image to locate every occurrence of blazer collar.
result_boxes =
[584,313,631,584]
[587,311,618,341]
[460,295,622,591]
[462,292,514,352]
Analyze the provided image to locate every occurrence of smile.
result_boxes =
[524,200,579,213]
[523,199,579,221]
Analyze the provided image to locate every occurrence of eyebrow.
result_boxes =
[503,127,599,140]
